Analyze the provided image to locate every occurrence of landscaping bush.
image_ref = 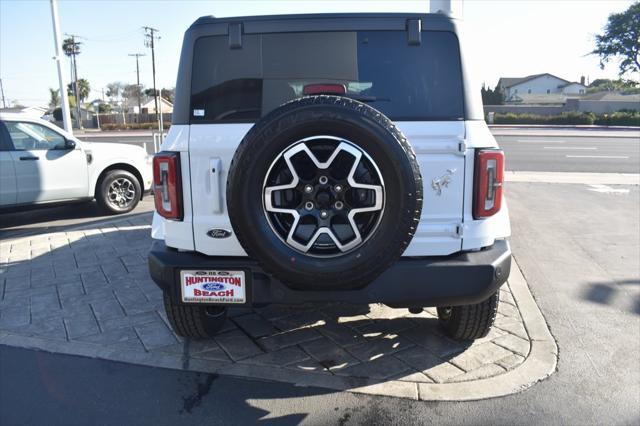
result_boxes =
[100,122,172,131]
[493,112,596,125]
[594,111,640,126]
[493,111,639,126]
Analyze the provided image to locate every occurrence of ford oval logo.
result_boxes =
[207,229,232,239]
[202,283,225,291]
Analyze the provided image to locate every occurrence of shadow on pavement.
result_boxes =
[0,201,152,240]
[583,279,640,315]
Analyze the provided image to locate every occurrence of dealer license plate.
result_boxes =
[180,270,246,304]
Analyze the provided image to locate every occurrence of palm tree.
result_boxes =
[62,36,83,127]
[67,79,90,104]
[62,37,81,57]
[48,88,60,108]
[76,79,90,103]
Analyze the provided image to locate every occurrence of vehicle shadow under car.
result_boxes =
[0,199,153,240]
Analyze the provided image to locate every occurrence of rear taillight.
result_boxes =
[153,152,183,220]
[473,149,504,219]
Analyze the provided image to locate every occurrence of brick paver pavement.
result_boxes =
[1,212,550,400]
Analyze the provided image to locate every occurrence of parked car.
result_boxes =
[149,12,512,341]
[0,113,152,213]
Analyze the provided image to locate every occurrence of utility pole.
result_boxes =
[64,33,83,128]
[128,53,145,114]
[0,78,6,108]
[143,26,159,123]
[49,0,72,132]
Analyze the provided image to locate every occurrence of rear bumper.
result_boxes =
[148,240,511,308]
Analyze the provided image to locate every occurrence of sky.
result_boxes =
[0,0,635,107]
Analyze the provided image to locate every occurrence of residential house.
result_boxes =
[141,97,173,114]
[498,73,586,101]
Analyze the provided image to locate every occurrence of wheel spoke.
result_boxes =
[263,136,385,257]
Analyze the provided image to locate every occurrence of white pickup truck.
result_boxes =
[149,12,511,341]
[0,113,152,213]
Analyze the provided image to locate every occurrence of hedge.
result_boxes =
[100,122,172,131]
[493,111,639,126]
[593,112,640,126]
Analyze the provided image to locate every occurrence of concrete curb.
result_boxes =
[0,255,557,401]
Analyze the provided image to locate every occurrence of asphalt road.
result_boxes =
[78,127,640,174]
[1,182,638,424]
[496,133,640,173]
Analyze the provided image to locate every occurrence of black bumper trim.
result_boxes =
[148,240,511,308]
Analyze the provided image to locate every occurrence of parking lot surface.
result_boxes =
[0,211,555,401]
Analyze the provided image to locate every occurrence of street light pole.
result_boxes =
[128,53,145,114]
[49,0,72,133]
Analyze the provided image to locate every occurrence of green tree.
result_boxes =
[97,103,112,113]
[48,88,60,108]
[143,88,158,97]
[106,81,124,100]
[67,79,90,103]
[591,2,640,76]
[588,78,640,93]
[122,84,142,103]
[62,37,81,57]
[481,83,504,105]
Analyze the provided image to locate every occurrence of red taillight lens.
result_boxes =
[473,149,504,219]
[303,84,346,96]
[153,152,183,220]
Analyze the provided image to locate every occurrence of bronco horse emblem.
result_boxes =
[431,169,456,196]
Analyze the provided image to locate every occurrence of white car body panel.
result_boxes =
[0,151,17,206]
[10,147,89,203]
[0,113,152,207]
[152,120,511,257]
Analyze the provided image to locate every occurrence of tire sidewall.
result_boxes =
[98,170,141,214]
[228,99,421,289]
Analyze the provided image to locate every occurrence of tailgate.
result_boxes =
[189,121,466,257]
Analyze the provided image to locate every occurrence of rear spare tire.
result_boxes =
[227,96,422,290]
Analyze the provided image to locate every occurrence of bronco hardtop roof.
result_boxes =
[172,12,484,124]
[187,12,457,34]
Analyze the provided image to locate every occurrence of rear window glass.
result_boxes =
[190,30,464,123]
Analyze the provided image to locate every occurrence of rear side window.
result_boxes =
[190,30,464,123]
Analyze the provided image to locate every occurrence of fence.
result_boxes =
[96,112,172,126]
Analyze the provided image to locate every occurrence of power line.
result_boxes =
[142,26,159,123]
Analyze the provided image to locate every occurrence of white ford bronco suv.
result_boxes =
[149,13,511,341]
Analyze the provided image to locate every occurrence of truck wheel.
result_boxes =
[227,95,422,290]
[437,291,500,340]
[96,169,141,214]
[163,293,227,339]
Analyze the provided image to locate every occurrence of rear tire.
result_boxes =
[96,169,141,214]
[437,291,500,340]
[163,293,228,339]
